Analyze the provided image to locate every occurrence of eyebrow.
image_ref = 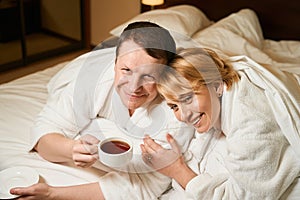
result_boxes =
[178,92,194,100]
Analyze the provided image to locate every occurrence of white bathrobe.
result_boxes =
[29,47,194,199]
[162,56,300,200]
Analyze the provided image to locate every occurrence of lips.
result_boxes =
[128,93,147,99]
[125,92,149,102]
[192,113,205,127]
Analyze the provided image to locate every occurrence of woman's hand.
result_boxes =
[140,134,183,177]
[10,183,54,200]
[72,134,100,168]
[141,133,197,188]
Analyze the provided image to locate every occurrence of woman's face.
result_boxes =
[165,85,221,133]
[114,40,165,114]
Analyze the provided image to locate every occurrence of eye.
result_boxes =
[181,94,193,104]
[168,104,178,111]
[121,67,131,74]
[142,74,155,83]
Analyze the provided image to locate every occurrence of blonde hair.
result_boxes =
[157,48,240,101]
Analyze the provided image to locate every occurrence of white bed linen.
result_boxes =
[191,9,300,69]
[109,5,213,42]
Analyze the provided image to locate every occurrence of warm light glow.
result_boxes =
[141,0,164,6]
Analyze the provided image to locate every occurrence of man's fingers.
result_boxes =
[82,143,98,154]
[73,153,98,164]
[80,134,100,145]
[73,141,98,155]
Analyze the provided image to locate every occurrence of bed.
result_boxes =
[1,1,300,199]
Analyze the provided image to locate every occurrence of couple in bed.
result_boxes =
[10,21,300,199]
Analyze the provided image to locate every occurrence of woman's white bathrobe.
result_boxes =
[29,47,194,199]
[162,56,300,200]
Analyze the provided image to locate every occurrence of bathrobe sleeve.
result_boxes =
[30,47,116,150]
[184,56,300,199]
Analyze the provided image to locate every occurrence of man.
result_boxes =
[11,22,194,199]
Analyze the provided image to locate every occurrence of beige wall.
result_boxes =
[90,0,141,46]
[40,0,81,40]
[39,0,141,45]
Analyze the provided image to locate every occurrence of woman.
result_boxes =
[141,48,300,199]
[9,22,194,199]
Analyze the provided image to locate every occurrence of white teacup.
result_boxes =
[98,137,133,168]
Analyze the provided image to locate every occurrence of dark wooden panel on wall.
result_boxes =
[142,0,300,41]
[0,0,41,42]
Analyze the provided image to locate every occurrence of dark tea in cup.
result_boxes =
[98,137,133,167]
[100,140,130,154]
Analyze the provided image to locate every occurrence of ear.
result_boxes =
[216,82,223,93]
[215,82,224,97]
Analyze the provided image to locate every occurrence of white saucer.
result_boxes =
[0,166,39,199]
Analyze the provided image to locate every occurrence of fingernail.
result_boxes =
[10,188,16,193]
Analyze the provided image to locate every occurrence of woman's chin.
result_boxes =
[195,125,210,133]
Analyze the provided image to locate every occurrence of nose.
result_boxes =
[180,105,193,124]
[128,75,142,93]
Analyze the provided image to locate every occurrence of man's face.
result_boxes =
[114,41,165,114]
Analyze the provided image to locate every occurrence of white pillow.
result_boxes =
[109,5,213,39]
[193,9,264,49]
[191,9,273,64]
[192,27,273,65]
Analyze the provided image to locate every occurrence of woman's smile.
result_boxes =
[192,112,205,127]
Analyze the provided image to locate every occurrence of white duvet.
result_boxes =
[0,6,299,199]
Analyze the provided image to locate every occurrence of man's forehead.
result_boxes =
[118,40,143,56]
[132,63,163,74]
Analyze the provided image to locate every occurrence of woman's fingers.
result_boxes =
[143,135,163,154]
[166,133,181,154]
[140,134,182,171]
[142,134,180,155]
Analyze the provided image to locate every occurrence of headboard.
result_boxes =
[142,0,300,41]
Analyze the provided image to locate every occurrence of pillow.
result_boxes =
[194,9,264,49]
[191,27,273,65]
[109,5,213,39]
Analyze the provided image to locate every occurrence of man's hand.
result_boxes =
[72,134,100,167]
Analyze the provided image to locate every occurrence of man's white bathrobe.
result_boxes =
[29,47,194,199]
